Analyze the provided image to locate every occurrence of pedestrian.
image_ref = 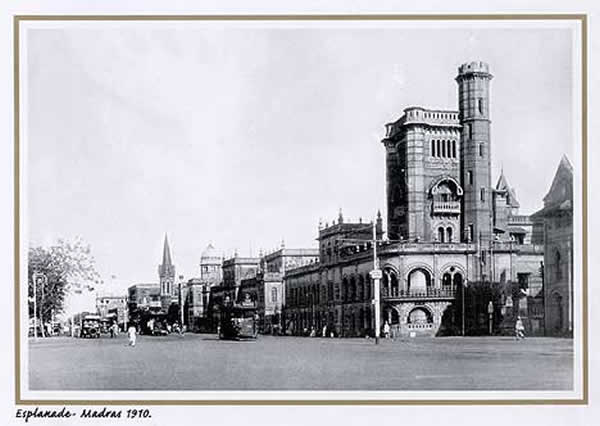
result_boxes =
[322,324,327,337]
[309,327,316,337]
[109,323,115,338]
[127,324,137,346]
[515,316,525,340]
[383,321,391,339]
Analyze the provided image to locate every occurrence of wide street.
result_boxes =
[29,334,573,391]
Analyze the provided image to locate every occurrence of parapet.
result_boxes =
[458,61,491,76]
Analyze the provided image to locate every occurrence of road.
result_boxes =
[29,334,573,391]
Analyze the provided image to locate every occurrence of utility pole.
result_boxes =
[370,218,382,345]
[179,275,185,331]
[32,272,38,340]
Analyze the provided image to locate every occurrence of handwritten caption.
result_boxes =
[16,407,151,422]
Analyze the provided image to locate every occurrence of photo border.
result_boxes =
[13,13,588,406]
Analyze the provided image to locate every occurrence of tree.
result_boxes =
[28,238,102,332]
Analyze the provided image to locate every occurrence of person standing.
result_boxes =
[383,321,391,339]
[515,316,525,340]
[128,324,137,346]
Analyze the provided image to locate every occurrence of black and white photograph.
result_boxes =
[15,14,585,406]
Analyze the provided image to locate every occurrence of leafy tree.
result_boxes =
[28,238,102,333]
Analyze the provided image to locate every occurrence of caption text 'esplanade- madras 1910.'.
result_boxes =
[114,61,575,343]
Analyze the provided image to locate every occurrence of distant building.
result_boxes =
[284,61,544,337]
[186,243,223,332]
[96,294,127,328]
[532,156,574,336]
[158,234,176,310]
[238,246,319,333]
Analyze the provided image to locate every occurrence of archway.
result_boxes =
[408,268,431,295]
[407,307,433,324]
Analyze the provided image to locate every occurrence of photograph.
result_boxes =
[16,15,584,403]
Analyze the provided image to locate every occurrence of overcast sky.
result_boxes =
[26,25,574,294]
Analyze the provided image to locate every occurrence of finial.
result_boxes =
[338,208,344,224]
[318,218,323,229]
[281,239,285,249]
[377,209,382,219]
[359,217,362,223]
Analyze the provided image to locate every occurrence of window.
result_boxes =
[271,287,278,303]
[438,227,445,243]
[447,226,453,242]
[431,140,436,157]
[468,224,474,242]
[468,123,473,139]
[441,140,446,157]
[478,98,484,115]
[452,140,456,158]
[468,171,473,185]
[480,187,486,202]
[436,140,441,157]
[555,250,562,280]
[479,143,483,157]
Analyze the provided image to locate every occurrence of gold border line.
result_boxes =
[14,13,588,406]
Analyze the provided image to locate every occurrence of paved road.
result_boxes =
[29,334,573,391]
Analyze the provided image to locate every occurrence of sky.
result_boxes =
[25,24,574,296]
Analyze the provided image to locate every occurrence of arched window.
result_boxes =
[438,227,445,243]
[436,140,441,157]
[478,98,484,115]
[442,272,453,287]
[431,139,436,157]
[441,140,446,157]
[452,140,456,158]
[447,226,453,242]
[408,268,431,295]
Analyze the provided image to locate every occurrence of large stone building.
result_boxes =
[284,61,545,337]
[238,246,319,333]
[96,294,127,329]
[532,156,574,336]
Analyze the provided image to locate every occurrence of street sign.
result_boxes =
[370,270,382,280]
[487,301,494,314]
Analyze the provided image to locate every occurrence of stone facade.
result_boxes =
[532,156,574,336]
[283,61,545,337]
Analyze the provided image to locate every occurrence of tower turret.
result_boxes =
[456,61,493,251]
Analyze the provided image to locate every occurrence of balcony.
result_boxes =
[432,201,461,215]
[381,287,456,300]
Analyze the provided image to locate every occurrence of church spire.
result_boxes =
[162,233,173,266]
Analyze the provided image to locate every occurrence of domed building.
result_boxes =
[185,243,223,332]
[200,243,222,284]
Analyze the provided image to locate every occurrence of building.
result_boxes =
[284,61,544,338]
[186,243,222,332]
[95,294,127,328]
[158,234,176,310]
[532,156,574,336]
[238,245,319,333]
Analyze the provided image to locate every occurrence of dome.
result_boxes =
[200,243,221,265]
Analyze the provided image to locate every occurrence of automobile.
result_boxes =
[218,301,258,340]
[79,314,101,338]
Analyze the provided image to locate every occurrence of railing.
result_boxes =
[432,201,461,214]
[407,323,434,329]
[381,287,456,299]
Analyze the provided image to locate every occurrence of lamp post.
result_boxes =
[179,275,185,331]
[370,218,382,345]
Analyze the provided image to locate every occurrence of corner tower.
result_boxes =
[456,61,493,246]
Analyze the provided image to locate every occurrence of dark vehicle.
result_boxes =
[80,314,101,338]
[218,301,258,340]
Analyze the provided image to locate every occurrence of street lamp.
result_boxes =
[178,275,185,332]
[370,217,382,345]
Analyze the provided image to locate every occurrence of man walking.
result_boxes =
[515,316,525,340]
[128,324,137,346]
